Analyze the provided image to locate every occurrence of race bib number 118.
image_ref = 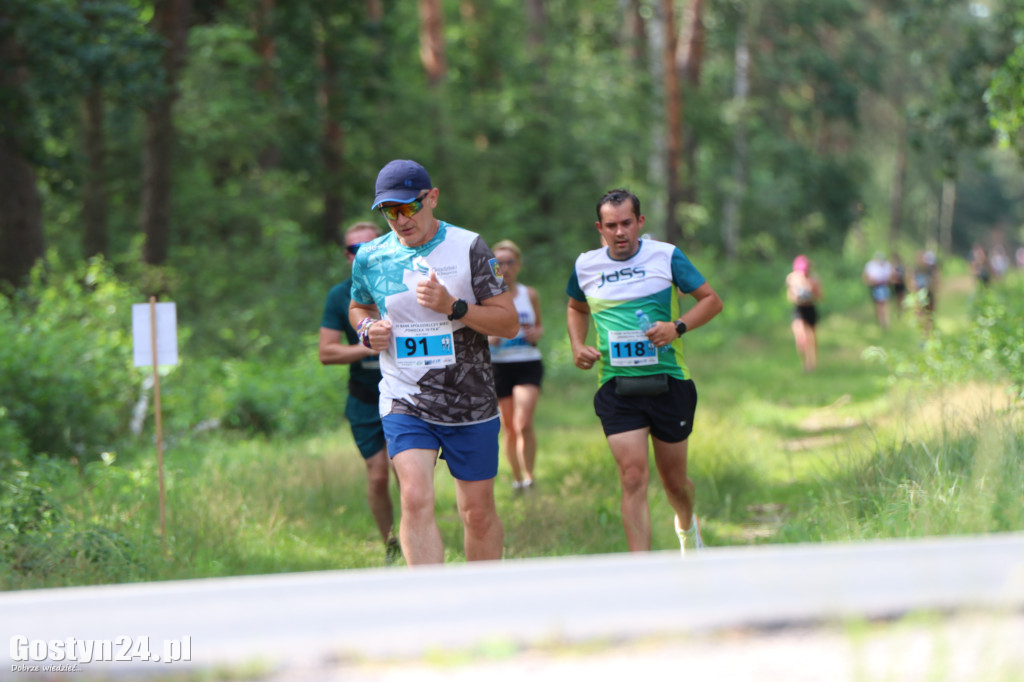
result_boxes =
[607,329,658,367]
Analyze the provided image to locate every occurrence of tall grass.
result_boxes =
[783,408,1024,541]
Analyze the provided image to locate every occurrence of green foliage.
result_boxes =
[0,255,140,463]
[0,246,353,462]
[965,284,1024,398]
[0,455,152,587]
[949,149,1024,247]
[892,274,1024,398]
[176,23,283,185]
[988,41,1024,152]
[0,407,31,462]
[4,0,1023,280]
[166,230,339,360]
[9,0,1020,284]
[219,354,346,438]
[2,0,163,162]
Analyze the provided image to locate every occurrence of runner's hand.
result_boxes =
[366,319,392,352]
[644,321,674,348]
[417,271,454,315]
[574,345,601,370]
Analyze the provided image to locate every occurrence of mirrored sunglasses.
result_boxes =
[378,194,427,222]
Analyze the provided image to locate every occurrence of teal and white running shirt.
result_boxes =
[566,239,705,386]
[490,283,542,364]
[351,221,507,425]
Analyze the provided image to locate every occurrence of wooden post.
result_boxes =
[149,295,167,554]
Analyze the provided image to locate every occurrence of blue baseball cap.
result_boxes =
[371,160,432,209]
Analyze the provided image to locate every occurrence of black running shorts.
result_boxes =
[492,360,544,398]
[593,376,697,443]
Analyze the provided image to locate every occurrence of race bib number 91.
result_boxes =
[393,320,456,368]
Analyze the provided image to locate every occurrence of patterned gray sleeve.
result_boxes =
[469,236,508,303]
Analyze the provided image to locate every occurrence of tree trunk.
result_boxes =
[721,16,749,262]
[0,143,45,289]
[676,0,705,87]
[662,0,682,246]
[141,105,173,266]
[676,0,705,209]
[0,17,45,288]
[80,0,109,259]
[321,121,343,247]
[366,0,382,22]
[939,177,956,257]
[525,0,545,56]
[82,86,109,258]
[316,17,344,247]
[626,0,648,65]
[418,0,446,85]
[888,120,907,251]
[141,0,191,268]
[254,0,280,169]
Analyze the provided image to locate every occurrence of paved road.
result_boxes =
[2,533,1022,679]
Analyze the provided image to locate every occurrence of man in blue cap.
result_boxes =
[349,159,519,565]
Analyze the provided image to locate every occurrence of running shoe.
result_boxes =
[385,533,401,565]
[674,513,704,556]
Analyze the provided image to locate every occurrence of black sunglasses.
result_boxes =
[347,242,371,255]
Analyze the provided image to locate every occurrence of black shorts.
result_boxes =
[492,360,544,398]
[793,304,818,327]
[594,376,697,443]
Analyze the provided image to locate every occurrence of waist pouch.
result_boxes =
[615,374,669,397]
[348,379,380,404]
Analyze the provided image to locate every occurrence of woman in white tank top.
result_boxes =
[489,240,544,491]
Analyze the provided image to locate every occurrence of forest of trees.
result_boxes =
[2,0,1024,290]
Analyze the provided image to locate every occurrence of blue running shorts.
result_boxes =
[382,413,500,481]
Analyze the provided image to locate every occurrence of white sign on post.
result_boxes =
[132,303,179,367]
[132,299,177,555]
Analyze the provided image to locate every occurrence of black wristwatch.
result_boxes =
[448,299,469,321]
[674,320,688,337]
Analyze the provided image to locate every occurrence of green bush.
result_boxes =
[969,283,1024,398]
[221,353,349,438]
[892,274,1024,398]
[0,456,149,586]
[0,407,30,461]
[0,256,141,463]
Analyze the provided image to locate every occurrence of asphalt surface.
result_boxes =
[2,533,1022,680]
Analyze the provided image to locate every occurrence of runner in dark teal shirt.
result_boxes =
[319,222,399,564]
